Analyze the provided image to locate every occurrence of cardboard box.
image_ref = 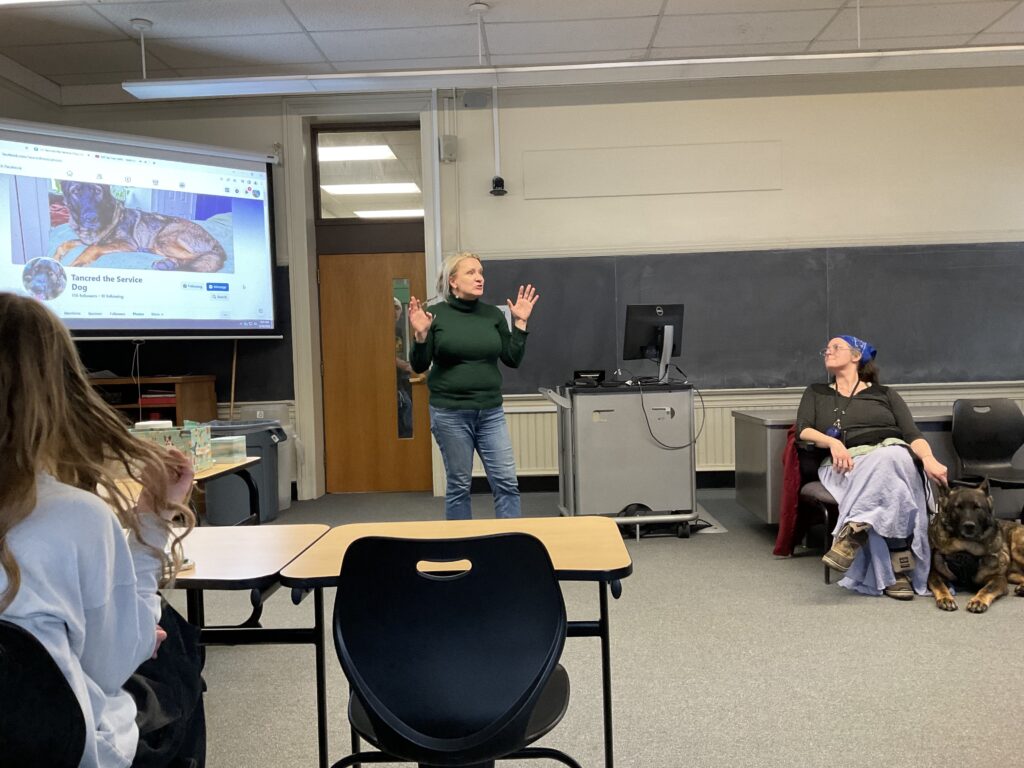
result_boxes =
[131,421,213,472]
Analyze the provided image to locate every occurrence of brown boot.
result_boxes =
[822,522,869,572]
[884,572,914,601]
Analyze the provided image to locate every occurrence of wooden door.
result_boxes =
[319,252,432,492]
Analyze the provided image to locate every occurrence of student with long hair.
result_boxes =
[0,292,205,767]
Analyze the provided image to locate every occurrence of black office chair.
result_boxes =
[331,533,581,768]
[952,398,1024,518]
[0,619,86,767]
[796,443,841,584]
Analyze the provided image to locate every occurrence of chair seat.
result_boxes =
[799,481,838,508]
[987,468,1024,489]
[349,663,571,756]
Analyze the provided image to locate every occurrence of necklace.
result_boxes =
[826,378,861,440]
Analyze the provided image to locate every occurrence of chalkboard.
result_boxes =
[484,242,1024,393]
[77,265,294,402]
[828,243,1024,384]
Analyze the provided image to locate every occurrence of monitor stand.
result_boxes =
[657,324,674,384]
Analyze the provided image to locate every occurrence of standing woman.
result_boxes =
[409,252,538,519]
[797,335,947,600]
[0,292,204,767]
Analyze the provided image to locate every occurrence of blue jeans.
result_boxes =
[429,405,521,520]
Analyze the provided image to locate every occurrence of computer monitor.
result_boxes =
[622,303,684,383]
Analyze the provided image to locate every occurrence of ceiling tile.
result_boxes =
[174,62,337,78]
[985,2,1024,32]
[653,42,812,58]
[486,18,658,54]
[490,50,648,65]
[0,5,125,47]
[0,39,148,75]
[146,33,325,67]
[473,0,664,22]
[287,0,663,31]
[92,0,304,38]
[665,0,844,12]
[973,31,1024,43]
[286,0,472,31]
[809,34,974,51]
[858,0,1015,5]
[311,25,477,60]
[656,10,837,46]
[329,56,483,71]
[48,67,174,86]
[816,2,1016,40]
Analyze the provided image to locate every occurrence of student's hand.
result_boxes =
[408,296,433,342]
[830,439,854,474]
[152,625,168,659]
[507,284,539,329]
[923,456,948,486]
[138,448,194,520]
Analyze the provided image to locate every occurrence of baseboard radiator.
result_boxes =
[431,382,1024,495]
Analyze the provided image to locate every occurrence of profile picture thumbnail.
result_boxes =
[22,257,67,300]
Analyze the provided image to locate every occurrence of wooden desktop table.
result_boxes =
[169,524,329,761]
[279,516,633,768]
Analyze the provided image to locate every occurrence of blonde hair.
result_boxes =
[0,293,194,612]
[437,251,482,300]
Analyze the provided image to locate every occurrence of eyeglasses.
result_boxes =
[819,344,853,357]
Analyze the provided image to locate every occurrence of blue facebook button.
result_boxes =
[206,282,229,292]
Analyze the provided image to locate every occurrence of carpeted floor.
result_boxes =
[168,489,1024,768]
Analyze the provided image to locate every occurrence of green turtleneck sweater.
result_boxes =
[410,295,528,410]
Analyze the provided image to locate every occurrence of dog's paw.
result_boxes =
[966,597,990,613]
[1015,584,1024,597]
[935,596,958,611]
[152,258,178,271]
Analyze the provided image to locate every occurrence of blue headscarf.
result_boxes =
[838,335,876,364]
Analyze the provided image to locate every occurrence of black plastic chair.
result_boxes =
[795,442,841,583]
[0,619,86,767]
[952,398,1024,518]
[331,533,581,768]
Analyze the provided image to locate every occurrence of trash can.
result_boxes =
[236,405,296,512]
[204,419,287,524]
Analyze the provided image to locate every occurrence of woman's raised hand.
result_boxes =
[507,284,539,328]
[138,448,195,521]
[408,296,433,342]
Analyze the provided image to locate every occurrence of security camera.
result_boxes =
[489,175,507,196]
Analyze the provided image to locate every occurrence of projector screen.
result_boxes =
[0,119,280,339]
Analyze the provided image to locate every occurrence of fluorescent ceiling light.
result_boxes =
[123,45,1024,101]
[354,209,425,219]
[321,183,420,195]
[318,145,396,162]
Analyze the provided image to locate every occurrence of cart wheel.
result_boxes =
[676,521,690,538]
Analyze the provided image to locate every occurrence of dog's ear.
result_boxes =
[978,477,990,495]
[936,482,951,503]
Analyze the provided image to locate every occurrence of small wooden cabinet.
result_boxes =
[89,375,217,426]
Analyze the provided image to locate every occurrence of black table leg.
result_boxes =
[314,587,329,768]
[599,581,614,768]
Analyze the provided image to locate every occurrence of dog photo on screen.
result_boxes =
[49,180,234,273]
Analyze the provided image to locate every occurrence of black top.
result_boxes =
[795,382,923,448]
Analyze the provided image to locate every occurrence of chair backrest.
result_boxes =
[333,533,567,766]
[952,399,1024,475]
[0,619,86,767]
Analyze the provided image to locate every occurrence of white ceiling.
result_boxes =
[2,0,1024,103]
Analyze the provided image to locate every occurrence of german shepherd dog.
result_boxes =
[928,480,1024,613]
[53,181,227,273]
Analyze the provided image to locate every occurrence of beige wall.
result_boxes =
[446,82,1024,259]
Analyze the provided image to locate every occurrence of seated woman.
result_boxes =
[0,292,204,767]
[796,335,948,600]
